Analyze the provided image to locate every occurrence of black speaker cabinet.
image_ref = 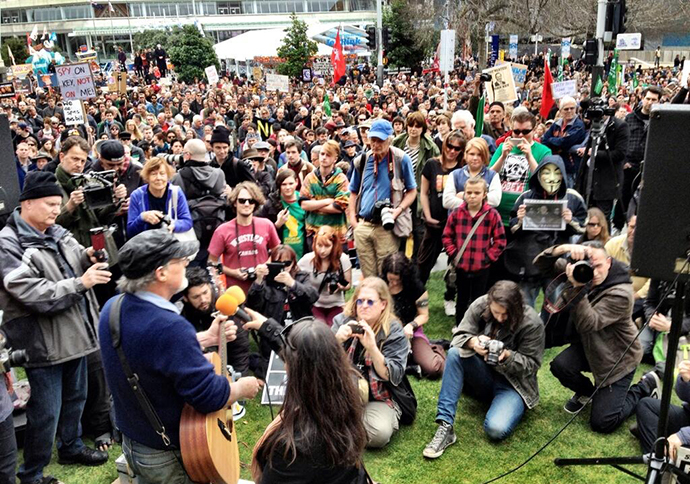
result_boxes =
[631,105,690,282]
[0,115,20,217]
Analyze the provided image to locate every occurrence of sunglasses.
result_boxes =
[586,222,601,228]
[237,198,256,205]
[446,144,463,152]
[512,129,533,135]
[356,298,379,307]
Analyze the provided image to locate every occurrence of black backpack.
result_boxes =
[179,169,226,248]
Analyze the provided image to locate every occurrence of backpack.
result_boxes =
[179,168,226,248]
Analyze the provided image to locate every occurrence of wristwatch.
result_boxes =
[410,321,419,330]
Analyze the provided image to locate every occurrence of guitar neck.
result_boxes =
[209,263,228,377]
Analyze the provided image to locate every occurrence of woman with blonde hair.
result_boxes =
[332,277,413,449]
[577,207,610,244]
[124,119,143,142]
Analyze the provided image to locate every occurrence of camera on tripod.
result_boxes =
[72,170,119,210]
[584,98,616,122]
[373,199,395,231]
[0,332,28,373]
[479,339,504,366]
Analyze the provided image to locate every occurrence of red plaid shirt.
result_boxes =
[442,202,506,273]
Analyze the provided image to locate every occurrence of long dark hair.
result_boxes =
[253,320,366,476]
[380,252,420,292]
[484,281,525,332]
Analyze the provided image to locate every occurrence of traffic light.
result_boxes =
[366,26,376,50]
[612,0,627,34]
[583,39,598,65]
[382,27,390,49]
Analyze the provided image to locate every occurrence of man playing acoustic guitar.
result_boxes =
[99,230,261,484]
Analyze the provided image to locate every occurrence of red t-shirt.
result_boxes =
[208,217,280,293]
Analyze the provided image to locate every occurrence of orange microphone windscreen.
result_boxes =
[215,293,239,316]
[225,286,246,306]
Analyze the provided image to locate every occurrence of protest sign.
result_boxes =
[439,30,456,73]
[482,63,517,103]
[55,63,96,100]
[7,64,33,80]
[312,56,333,76]
[511,63,528,87]
[14,77,33,95]
[261,351,287,405]
[561,38,571,58]
[551,80,578,99]
[616,33,642,50]
[509,35,518,59]
[205,65,219,85]
[0,82,15,98]
[63,99,85,126]
[523,200,567,231]
[266,73,290,93]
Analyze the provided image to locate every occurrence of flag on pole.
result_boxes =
[632,71,639,89]
[323,92,332,117]
[29,25,39,43]
[540,54,555,119]
[7,46,15,66]
[608,49,619,95]
[42,25,48,41]
[594,74,604,95]
[475,95,485,137]
[108,1,115,12]
[330,28,346,84]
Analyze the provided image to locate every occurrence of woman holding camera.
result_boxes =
[297,226,352,326]
[127,157,193,238]
[381,253,445,379]
[243,310,369,484]
[246,245,318,360]
[332,277,412,449]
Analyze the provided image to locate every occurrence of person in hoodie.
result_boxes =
[504,155,587,308]
[541,97,587,189]
[442,176,506,323]
[534,241,659,433]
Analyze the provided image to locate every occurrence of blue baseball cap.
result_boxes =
[368,119,394,141]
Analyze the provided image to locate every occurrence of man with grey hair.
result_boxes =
[451,110,497,154]
[542,96,587,188]
[348,119,417,277]
[100,229,261,484]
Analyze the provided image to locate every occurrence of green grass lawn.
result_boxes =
[24,273,656,484]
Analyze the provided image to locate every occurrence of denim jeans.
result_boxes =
[550,342,648,433]
[122,436,193,484]
[0,412,16,484]
[636,397,690,454]
[436,348,526,441]
[18,356,88,484]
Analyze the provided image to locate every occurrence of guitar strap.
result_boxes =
[109,294,173,448]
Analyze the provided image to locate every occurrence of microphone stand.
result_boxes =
[554,281,689,483]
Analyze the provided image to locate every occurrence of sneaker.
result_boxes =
[641,371,662,399]
[564,393,591,414]
[444,300,456,317]
[423,421,456,459]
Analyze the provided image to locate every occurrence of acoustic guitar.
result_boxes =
[179,265,239,484]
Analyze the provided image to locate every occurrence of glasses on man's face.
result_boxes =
[356,298,378,307]
[237,198,256,206]
[512,129,533,136]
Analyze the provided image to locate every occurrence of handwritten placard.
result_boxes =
[551,80,578,99]
[63,99,85,126]
[55,63,96,100]
[266,73,289,93]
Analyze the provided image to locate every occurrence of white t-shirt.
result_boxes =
[297,252,352,308]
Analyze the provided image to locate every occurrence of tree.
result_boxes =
[383,0,436,70]
[1,37,30,66]
[167,25,219,84]
[133,29,172,52]
[276,13,318,79]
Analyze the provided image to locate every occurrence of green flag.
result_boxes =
[632,71,639,89]
[475,95,485,137]
[557,57,566,81]
[323,92,331,117]
[608,49,619,95]
[594,74,604,96]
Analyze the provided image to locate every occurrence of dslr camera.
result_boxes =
[242,267,257,281]
[72,170,119,210]
[324,270,348,294]
[479,339,505,366]
[0,332,28,373]
[567,256,594,285]
[373,199,395,231]
[479,73,492,83]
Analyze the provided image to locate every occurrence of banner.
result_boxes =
[63,99,85,126]
[490,35,500,67]
[551,80,578,99]
[205,65,219,85]
[561,38,571,58]
[482,63,517,103]
[509,35,518,59]
[439,30,456,73]
[266,73,289,93]
[55,63,96,100]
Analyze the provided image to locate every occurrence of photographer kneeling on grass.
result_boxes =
[423,281,545,459]
[534,242,660,434]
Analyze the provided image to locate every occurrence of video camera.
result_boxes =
[72,170,119,210]
[0,331,28,373]
[584,98,616,122]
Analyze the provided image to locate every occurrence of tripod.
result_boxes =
[555,281,690,484]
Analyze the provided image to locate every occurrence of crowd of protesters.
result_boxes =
[1,46,689,484]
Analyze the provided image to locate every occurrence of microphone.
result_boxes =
[215,293,252,323]
[225,285,246,305]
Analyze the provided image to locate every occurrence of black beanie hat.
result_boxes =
[20,171,63,201]
[210,126,230,145]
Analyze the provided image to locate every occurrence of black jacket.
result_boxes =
[624,108,649,168]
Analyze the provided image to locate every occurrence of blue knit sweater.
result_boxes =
[99,293,230,449]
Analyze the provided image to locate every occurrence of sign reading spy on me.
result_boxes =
[55,63,96,100]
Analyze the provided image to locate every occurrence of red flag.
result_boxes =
[540,57,555,119]
[330,29,346,84]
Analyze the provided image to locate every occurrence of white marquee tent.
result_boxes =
[213,26,335,61]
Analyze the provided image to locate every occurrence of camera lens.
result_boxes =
[571,261,594,284]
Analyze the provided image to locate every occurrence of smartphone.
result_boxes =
[509,137,523,145]
[266,262,287,285]
[89,227,108,263]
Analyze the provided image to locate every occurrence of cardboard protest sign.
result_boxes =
[63,99,85,126]
[205,65,219,85]
[482,63,518,103]
[55,63,96,100]
[266,73,289,93]
[551,80,578,99]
